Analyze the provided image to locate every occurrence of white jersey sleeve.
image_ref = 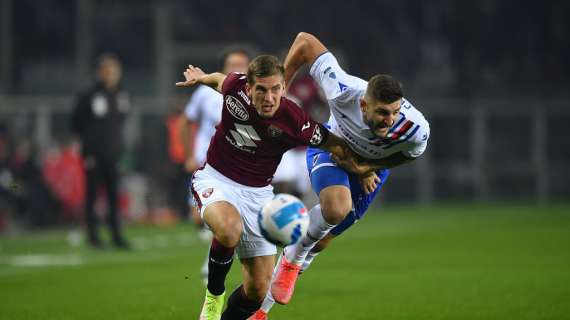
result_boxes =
[309,52,368,101]
[399,100,430,158]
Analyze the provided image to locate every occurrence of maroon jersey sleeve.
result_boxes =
[221,72,246,95]
[284,101,330,148]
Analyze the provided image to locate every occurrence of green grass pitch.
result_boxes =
[1,204,569,319]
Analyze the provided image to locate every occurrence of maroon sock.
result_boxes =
[207,238,235,296]
[221,285,262,320]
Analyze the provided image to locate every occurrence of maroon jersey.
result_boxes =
[206,72,329,187]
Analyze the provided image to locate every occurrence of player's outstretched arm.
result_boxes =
[332,151,415,176]
[283,32,328,85]
[318,133,364,173]
[365,152,415,170]
[175,65,226,93]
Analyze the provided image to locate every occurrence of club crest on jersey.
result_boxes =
[310,125,323,145]
[225,95,249,121]
[267,125,283,137]
[201,188,214,198]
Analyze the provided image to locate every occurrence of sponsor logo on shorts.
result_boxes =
[225,95,249,121]
[202,188,214,198]
[310,125,323,145]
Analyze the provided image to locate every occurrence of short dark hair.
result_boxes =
[96,53,121,69]
[247,55,284,85]
[366,74,403,103]
[219,47,251,69]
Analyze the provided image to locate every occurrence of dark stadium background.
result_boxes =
[0,1,569,319]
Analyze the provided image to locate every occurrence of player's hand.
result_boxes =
[358,172,380,195]
[184,157,199,173]
[175,65,206,87]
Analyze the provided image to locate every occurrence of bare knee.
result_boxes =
[320,187,352,225]
[215,216,242,247]
[204,203,243,247]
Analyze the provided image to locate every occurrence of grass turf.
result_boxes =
[0,204,569,319]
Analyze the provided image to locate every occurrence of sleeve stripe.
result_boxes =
[382,124,420,149]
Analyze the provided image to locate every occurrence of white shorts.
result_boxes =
[190,164,277,259]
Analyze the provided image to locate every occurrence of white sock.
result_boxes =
[285,204,335,265]
[301,251,320,273]
[260,291,276,313]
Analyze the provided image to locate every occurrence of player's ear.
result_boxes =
[245,83,252,96]
[360,98,367,113]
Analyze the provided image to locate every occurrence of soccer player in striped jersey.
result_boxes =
[251,32,430,319]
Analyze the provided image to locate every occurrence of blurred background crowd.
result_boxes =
[0,0,569,232]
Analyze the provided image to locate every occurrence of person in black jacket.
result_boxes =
[71,54,130,249]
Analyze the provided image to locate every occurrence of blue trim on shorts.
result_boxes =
[306,147,390,236]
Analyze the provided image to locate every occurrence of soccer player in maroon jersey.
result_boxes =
[176,55,357,320]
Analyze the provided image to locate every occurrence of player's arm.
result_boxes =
[283,32,328,85]
[318,132,352,164]
[333,151,416,176]
[363,152,416,170]
[175,65,226,93]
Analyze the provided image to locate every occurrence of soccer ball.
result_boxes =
[258,194,309,246]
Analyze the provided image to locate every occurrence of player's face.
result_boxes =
[360,97,401,137]
[98,59,122,90]
[246,74,285,119]
[223,53,249,74]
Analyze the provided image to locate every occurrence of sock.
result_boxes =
[259,291,276,313]
[221,285,261,320]
[285,205,335,265]
[300,251,320,274]
[206,238,235,296]
[200,247,209,285]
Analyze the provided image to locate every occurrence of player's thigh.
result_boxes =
[191,167,243,245]
[240,254,276,301]
[307,148,353,222]
[319,185,352,224]
[202,201,243,245]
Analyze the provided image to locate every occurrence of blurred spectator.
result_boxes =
[164,103,189,221]
[70,54,130,249]
[42,139,86,220]
[0,124,60,229]
[0,123,17,230]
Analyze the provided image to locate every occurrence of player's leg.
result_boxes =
[300,168,390,273]
[84,156,101,247]
[285,148,353,264]
[101,157,128,248]
[202,202,243,295]
[251,234,336,319]
[198,201,242,320]
[222,255,274,319]
[192,166,244,320]
[300,232,335,272]
[272,148,352,304]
